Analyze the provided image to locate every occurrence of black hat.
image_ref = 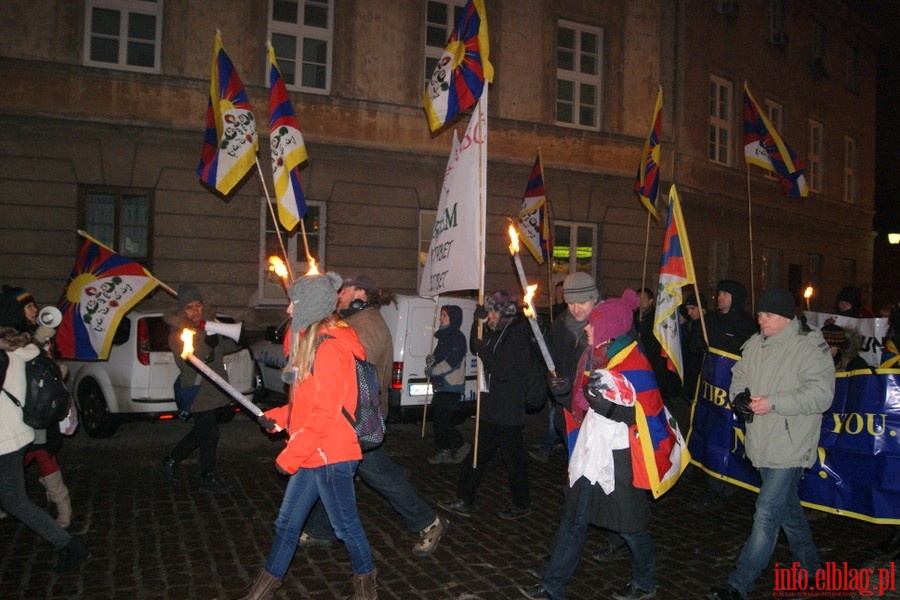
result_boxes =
[0,285,35,328]
[757,288,796,320]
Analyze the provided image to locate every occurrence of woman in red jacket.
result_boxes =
[241,272,377,600]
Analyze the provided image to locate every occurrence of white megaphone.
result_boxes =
[38,306,63,328]
[204,320,243,343]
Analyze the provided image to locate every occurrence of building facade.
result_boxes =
[0,0,878,332]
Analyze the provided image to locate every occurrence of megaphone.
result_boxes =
[38,306,63,328]
[204,320,243,343]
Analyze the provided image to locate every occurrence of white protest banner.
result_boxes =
[804,311,888,367]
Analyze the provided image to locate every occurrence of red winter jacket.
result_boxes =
[264,322,364,474]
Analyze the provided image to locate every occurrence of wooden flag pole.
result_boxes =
[746,164,755,313]
[254,158,295,283]
[77,229,177,296]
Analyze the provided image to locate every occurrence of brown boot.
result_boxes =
[239,569,282,600]
[40,471,72,528]
[348,568,378,600]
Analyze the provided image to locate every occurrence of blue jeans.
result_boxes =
[542,478,656,598]
[537,405,563,454]
[304,444,435,539]
[265,460,373,578]
[0,447,71,550]
[727,467,820,597]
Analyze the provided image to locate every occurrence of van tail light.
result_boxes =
[137,318,150,365]
[391,361,403,390]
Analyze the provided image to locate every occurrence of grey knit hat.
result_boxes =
[290,272,342,333]
[177,284,204,309]
[756,288,796,320]
[562,272,599,303]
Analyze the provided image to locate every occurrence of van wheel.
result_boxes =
[78,379,117,438]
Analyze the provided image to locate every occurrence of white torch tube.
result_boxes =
[183,353,264,418]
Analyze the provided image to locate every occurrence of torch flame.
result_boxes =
[180,329,195,359]
[267,256,288,279]
[306,257,319,275]
[508,224,520,254]
[803,286,814,300]
[523,284,538,318]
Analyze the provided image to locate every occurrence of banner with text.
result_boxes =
[803,312,888,367]
[688,349,900,524]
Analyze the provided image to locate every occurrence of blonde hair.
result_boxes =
[287,318,327,384]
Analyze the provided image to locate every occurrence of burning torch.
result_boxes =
[508,224,556,375]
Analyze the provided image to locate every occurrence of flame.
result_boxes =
[267,256,288,279]
[306,257,320,275]
[523,284,537,318]
[803,286,814,300]
[508,223,520,254]
[180,329,195,359]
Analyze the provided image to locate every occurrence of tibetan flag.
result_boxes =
[55,240,158,360]
[197,31,259,196]
[267,44,308,231]
[653,185,697,382]
[608,339,689,498]
[634,87,662,221]
[516,151,551,264]
[423,0,494,132]
[743,82,808,197]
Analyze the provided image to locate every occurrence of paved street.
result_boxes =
[1,405,897,599]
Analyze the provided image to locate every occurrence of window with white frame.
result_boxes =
[552,221,597,279]
[708,76,732,165]
[844,43,859,93]
[556,21,603,130]
[424,0,467,84]
[269,0,333,93]
[259,200,325,305]
[763,98,783,180]
[808,119,824,193]
[84,0,162,72]
[707,239,732,293]
[761,247,783,290]
[79,186,153,264]
[843,135,858,204]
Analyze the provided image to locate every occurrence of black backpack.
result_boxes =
[523,333,550,413]
[2,354,71,430]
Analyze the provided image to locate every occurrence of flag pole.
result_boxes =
[254,158,295,283]
[639,209,652,321]
[746,164,755,313]
[76,229,177,296]
[472,88,488,469]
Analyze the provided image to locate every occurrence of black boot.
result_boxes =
[200,473,232,493]
[54,536,90,574]
[156,456,178,486]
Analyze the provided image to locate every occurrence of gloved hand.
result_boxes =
[473,304,488,320]
[34,325,56,344]
[425,354,436,368]
[732,388,754,423]
[258,415,278,431]
[548,376,571,397]
[584,370,606,400]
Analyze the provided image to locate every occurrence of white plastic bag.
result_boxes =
[59,402,79,436]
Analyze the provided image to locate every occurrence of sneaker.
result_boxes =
[449,441,471,464]
[528,450,549,463]
[592,543,629,562]
[200,473,232,494]
[428,449,454,464]
[498,504,531,520]
[517,583,555,599]
[436,498,472,518]
[707,585,744,600]
[298,531,334,548]
[612,583,656,600]
[54,536,90,574]
[412,515,448,556]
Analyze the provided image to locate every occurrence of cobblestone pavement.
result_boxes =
[1,406,897,599]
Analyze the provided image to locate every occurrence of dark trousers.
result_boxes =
[170,408,220,475]
[457,421,529,509]
[431,392,464,450]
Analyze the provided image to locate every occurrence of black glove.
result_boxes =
[732,388,754,423]
[548,376,571,397]
[473,304,488,320]
[584,370,606,400]
[258,415,278,431]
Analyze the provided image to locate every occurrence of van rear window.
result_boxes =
[144,317,172,352]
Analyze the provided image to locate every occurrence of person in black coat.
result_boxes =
[438,291,532,520]
[705,280,757,355]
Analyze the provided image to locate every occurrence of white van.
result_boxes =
[381,295,478,423]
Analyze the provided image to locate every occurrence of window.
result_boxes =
[556,21,603,130]
[843,135,858,204]
[768,0,787,45]
[763,98,783,180]
[707,239,732,293]
[714,0,740,19]
[79,186,153,263]
[807,253,823,301]
[808,119,824,193]
[84,0,162,72]
[269,0,333,93]
[810,22,828,77]
[259,200,325,305]
[708,76,732,165]
[841,258,856,289]
[552,221,596,278]
[424,0,467,83]
[761,247,783,290]
[844,43,859,93]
